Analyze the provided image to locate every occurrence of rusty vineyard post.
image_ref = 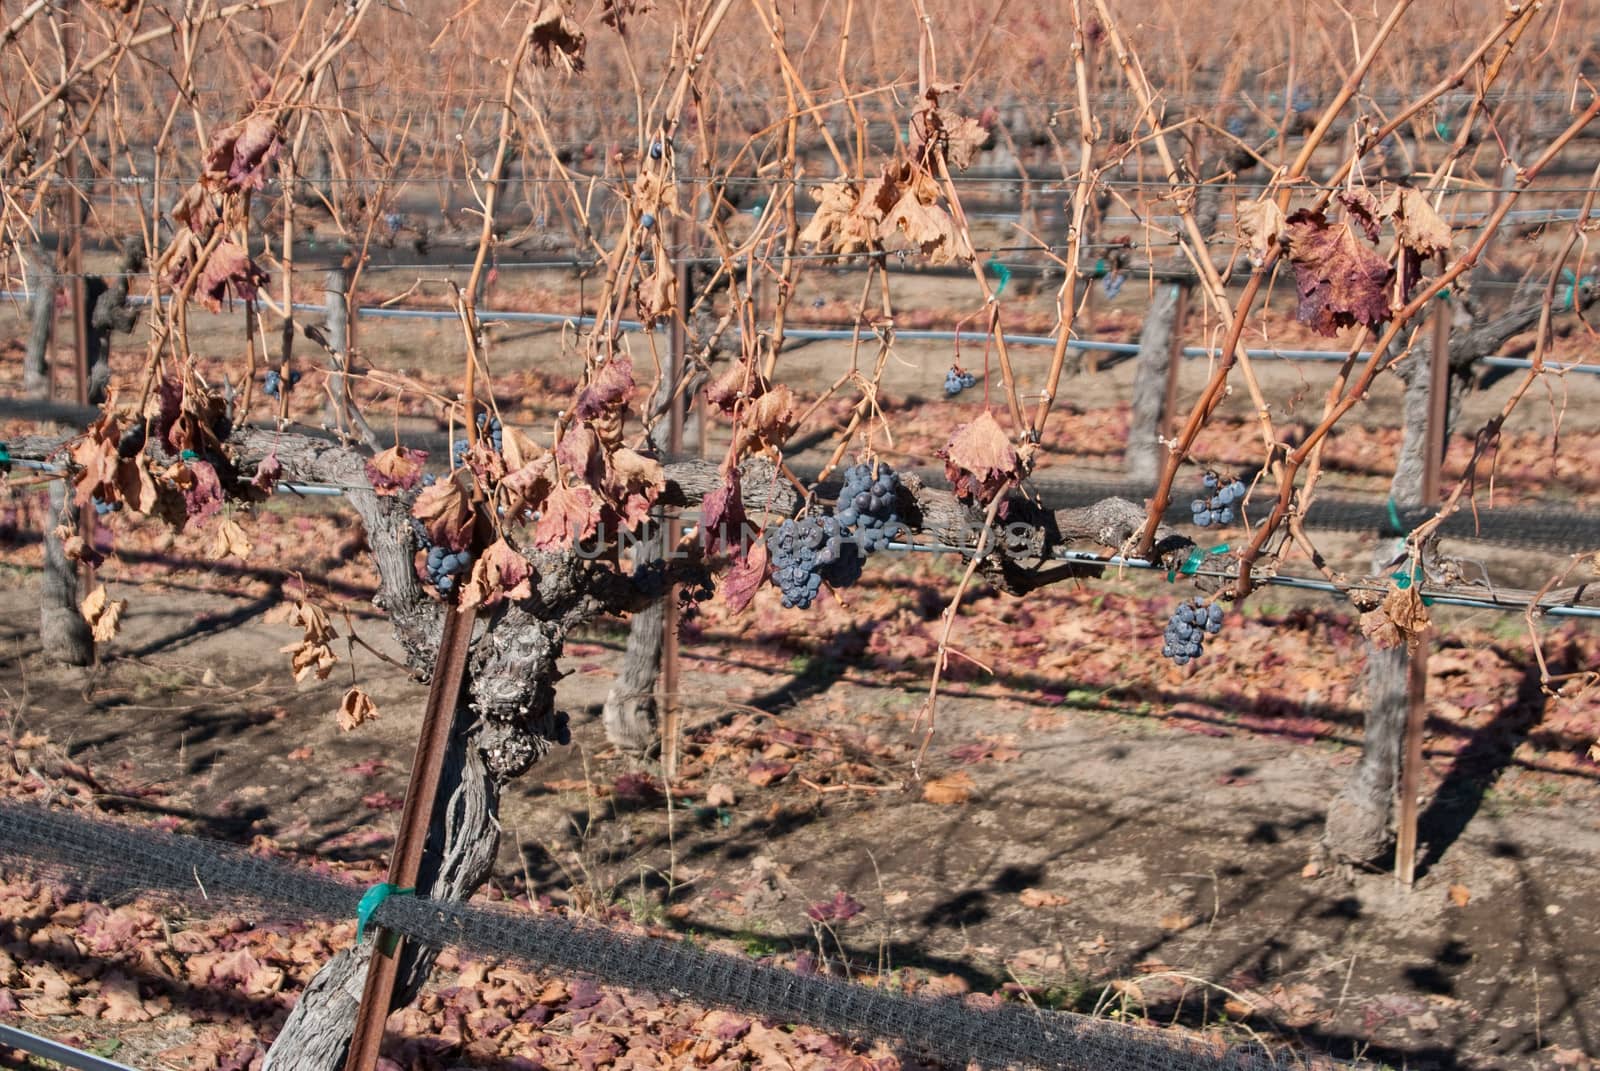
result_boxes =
[344,602,480,1071]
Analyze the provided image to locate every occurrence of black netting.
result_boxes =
[0,802,1361,1071]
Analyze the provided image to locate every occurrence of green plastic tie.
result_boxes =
[1092,258,1108,278]
[1559,268,1592,312]
[1176,543,1230,577]
[985,258,1012,296]
[1435,120,1452,140]
[180,449,198,461]
[0,443,10,465]
[357,882,414,944]
[1385,498,1406,537]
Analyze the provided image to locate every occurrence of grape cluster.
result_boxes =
[834,462,902,552]
[453,414,503,465]
[91,496,121,516]
[1162,597,1224,665]
[424,545,473,595]
[263,369,302,399]
[1101,271,1126,300]
[944,367,978,396]
[678,567,716,618]
[767,516,847,609]
[1191,473,1247,528]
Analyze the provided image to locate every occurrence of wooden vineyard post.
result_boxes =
[62,145,99,613]
[344,602,479,1071]
[1395,301,1451,887]
[1161,284,1189,440]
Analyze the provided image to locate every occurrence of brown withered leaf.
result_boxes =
[914,84,989,170]
[1234,199,1285,267]
[69,413,122,507]
[573,355,634,422]
[1447,884,1471,908]
[1360,579,1430,650]
[556,423,606,488]
[940,410,1021,504]
[533,483,598,551]
[459,538,535,611]
[203,113,280,193]
[922,771,976,804]
[192,239,267,312]
[1381,186,1452,297]
[1019,888,1070,908]
[80,585,127,643]
[98,970,152,1023]
[1382,186,1452,257]
[267,596,339,682]
[365,446,427,494]
[721,540,768,613]
[1284,209,1393,336]
[1337,188,1383,242]
[412,477,475,551]
[529,1,586,72]
[209,518,253,562]
[55,525,95,565]
[637,261,678,325]
[337,687,379,732]
[698,471,748,555]
[501,424,546,472]
[733,384,797,457]
[606,447,665,528]
[705,358,764,414]
[114,455,161,515]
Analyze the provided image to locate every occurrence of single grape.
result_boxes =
[640,212,656,229]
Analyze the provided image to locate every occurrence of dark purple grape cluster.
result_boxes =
[1191,473,1247,528]
[766,516,847,609]
[92,496,121,516]
[1163,597,1224,665]
[453,414,503,466]
[678,567,716,618]
[833,462,902,553]
[424,545,473,595]
[944,367,978,396]
[263,369,302,399]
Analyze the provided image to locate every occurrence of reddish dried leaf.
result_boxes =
[606,447,665,529]
[1285,209,1393,336]
[251,452,283,495]
[940,410,1020,503]
[412,477,475,551]
[194,240,268,312]
[1337,188,1383,242]
[179,460,224,529]
[204,113,280,192]
[69,414,122,508]
[573,355,634,422]
[806,891,864,923]
[460,538,535,610]
[532,482,598,551]
[705,358,764,414]
[366,446,427,494]
[721,540,768,613]
[698,471,748,555]
[556,423,606,488]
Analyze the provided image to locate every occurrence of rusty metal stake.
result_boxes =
[344,601,478,1071]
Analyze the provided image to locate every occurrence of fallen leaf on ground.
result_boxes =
[922,771,976,804]
[1448,884,1471,907]
[1019,888,1070,908]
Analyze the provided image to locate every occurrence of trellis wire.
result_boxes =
[0,801,1355,1071]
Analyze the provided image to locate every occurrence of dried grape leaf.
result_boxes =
[532,482,598,550]
[210,518,253,561]
[337,687,379,732]
[573,355,634,422]
[1381,186,1452,298]
[80,585,127,643]
[1337,188,1383,242]
[1284,209,1393,336]
[530,1,586,72]
[268,595,339,682]
[721,540,768,613]
[698,471,748,555]
[412,477,475,551]
[460,538,535,610]
[365,446,427,494]
[940,410,1021,503]
[192,240,267,312]
[922,771,975,804]
[1234,199,1285,267]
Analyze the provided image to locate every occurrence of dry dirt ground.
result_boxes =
[4,255,1600,1069]
[0,547,1597,1070]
